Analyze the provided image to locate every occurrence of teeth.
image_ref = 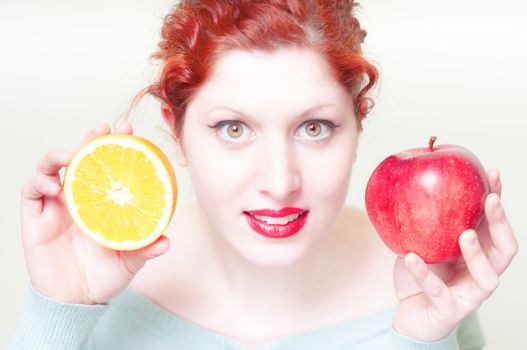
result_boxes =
[253,213,301,225]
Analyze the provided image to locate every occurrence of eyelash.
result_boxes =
[297,119,340,143]
[207,119,340,143]
[208,120,253,144]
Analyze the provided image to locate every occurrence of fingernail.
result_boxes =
[494,197,501,210]
[409,254,420,268]
[95,123,108,132]
[466,231,477,246]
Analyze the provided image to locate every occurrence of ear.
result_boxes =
[161,103,188,167]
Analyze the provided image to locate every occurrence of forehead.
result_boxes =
[186,47,353,118]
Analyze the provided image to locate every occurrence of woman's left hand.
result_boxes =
[392,167,519,342]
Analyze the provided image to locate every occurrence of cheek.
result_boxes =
[186,145,254,202]
[302,152,353,200]
[300,137,357,200]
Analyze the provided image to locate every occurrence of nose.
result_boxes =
[256,136,301,200]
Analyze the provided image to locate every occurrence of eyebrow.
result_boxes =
[204,103,341,118]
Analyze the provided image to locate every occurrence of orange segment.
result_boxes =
[64,134,177,250]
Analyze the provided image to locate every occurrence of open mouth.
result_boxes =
[243,211,309,238]
[244,211,308,225]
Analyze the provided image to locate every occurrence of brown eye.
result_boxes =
[296,119,338,142]
[210,120,252,143]
[227,122,243,138]
[305,121,321,137]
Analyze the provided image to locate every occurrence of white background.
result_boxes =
[1,0,526,348]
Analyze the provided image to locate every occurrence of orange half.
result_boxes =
[64,134,177,250]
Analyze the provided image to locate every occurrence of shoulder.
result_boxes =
[333,204,374,231]
[128,202,198,300]
[331,204,387,255]
[328,205,400,312]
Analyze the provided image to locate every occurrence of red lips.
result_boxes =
[245,207,306,217]
[243,207,308,239]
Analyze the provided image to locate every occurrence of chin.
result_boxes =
[236,241,312,267]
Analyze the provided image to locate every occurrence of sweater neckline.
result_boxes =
[112,288,398,349]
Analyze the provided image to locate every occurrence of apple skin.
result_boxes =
[365,137,490,264]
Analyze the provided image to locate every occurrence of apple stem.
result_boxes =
[428,136,438,152]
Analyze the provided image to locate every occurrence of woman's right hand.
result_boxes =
[20,123,171,305]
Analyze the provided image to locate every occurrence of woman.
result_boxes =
[10,0,518,349]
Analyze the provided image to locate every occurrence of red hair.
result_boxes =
[135,0,378,137]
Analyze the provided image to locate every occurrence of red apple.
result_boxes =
[365,136,489,264]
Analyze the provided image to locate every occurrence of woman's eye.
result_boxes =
[296,120,338,142]
[210,120,252,143]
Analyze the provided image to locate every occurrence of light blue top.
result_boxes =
[8,284,485,349]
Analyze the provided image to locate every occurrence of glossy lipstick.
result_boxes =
[243,207,308,239]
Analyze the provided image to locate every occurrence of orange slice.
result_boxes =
[64,134,177,250]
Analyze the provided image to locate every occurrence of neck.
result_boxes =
[160,201,394,342]
[185,201,355,315]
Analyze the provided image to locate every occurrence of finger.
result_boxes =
[76,123,111,151]
[393,256,421,300]
[483,193,518,274]
[487,167,501,197]
[404,253,457,316]
[36,150,74,177]
[115,120,133,135]
[119,235,170,275]
[21,175,62,215]
[459,230,500,298]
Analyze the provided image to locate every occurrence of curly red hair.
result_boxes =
[135,0,378,137]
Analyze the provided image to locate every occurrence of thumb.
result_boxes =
[119,235,171,275]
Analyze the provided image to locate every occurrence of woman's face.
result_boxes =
[173,47,359,266]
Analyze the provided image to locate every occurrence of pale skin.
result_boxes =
[20,47,518,344]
